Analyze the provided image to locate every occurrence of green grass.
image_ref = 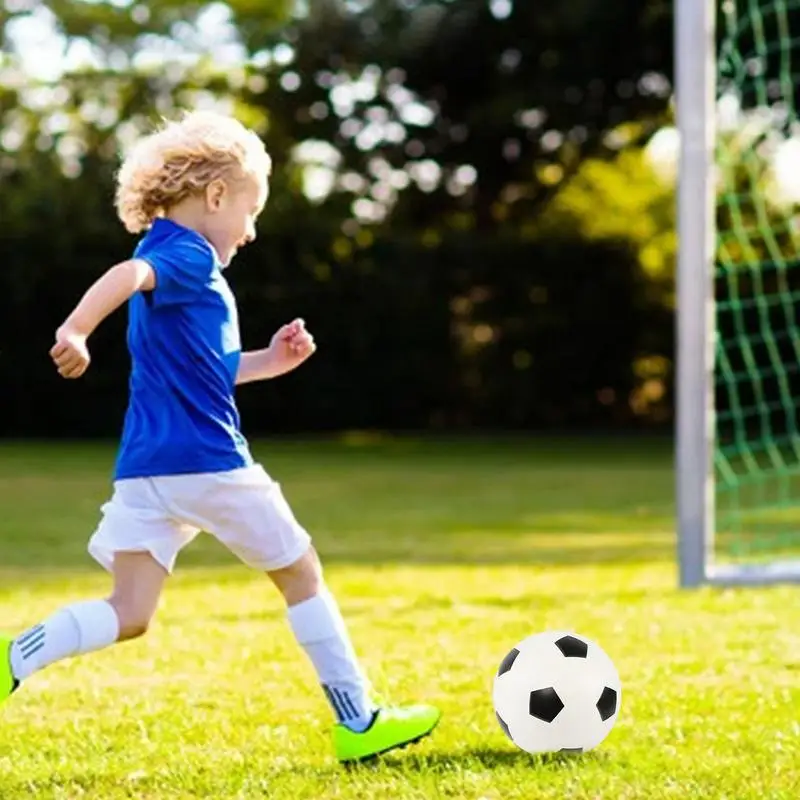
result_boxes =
[0,436,798,799]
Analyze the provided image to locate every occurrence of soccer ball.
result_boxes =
[492,630,621,754]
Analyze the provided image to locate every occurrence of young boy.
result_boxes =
[0,111,439,763]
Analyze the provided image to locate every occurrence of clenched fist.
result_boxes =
[50,326,91,379]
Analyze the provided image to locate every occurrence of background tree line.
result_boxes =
[0,0,749,437]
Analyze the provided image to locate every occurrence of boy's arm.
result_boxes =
[51,259,155,379]
[59,259,155,337]
[236,319,316,385]
[237,348,300,384]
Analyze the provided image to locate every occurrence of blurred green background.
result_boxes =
[0,0,678,438]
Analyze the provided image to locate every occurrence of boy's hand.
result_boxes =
[50,326,91,379]
[268,318,317,369]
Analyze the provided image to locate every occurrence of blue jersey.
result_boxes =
[114,218,253,480]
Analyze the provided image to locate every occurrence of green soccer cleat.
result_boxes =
[0,637,18,703]
[333,704,441,763]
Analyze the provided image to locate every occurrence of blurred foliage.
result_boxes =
[0,0,679,435]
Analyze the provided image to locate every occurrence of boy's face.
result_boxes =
[204,173,269,267]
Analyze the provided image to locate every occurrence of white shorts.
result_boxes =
[88,464,312,574]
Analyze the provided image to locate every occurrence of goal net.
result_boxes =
[678,0,800,584]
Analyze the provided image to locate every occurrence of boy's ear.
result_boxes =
[205,179,227,211]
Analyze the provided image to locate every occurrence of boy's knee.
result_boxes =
[107,551,165,642]
[268,547,323,605]
[118,617,150,641]
[107,599,153,641]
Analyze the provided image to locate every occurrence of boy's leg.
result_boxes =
[1,551,167,699]
[107,551,169,640]
[191,464,441,762]
[269,547,375,730]
[268,548,440,762]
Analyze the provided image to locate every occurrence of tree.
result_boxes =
[0,0,679,434]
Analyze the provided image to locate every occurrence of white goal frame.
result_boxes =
[676,0,800,587]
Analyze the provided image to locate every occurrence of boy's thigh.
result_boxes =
[167,465,312,572]
[89,478,200,575]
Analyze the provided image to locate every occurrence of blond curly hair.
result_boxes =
[115,111,272,234]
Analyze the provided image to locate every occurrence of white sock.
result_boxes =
[287,587,376,732]
[10,600,120,682]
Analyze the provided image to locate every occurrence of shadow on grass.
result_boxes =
[341,745,609,774]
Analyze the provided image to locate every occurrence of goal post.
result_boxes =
[677,0,800,587]
[676,0,716,588]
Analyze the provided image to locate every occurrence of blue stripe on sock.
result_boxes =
[332,688,353,721]
[323,684,348,722]
[20,631,45,657]
[339,690,360,720]
[20,639,45,660]
[17,624,44,647]
[20,628,44,648]
[322,685,338,718]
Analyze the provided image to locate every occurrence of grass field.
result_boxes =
[0,436,799,799]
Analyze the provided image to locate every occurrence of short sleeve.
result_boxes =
[136,226,216,307]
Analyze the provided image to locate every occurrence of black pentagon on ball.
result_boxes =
[596,686,618,721]
[554,634,588,658]
[497,647,520,676]
[495,711,513,741]
[529,687,565,722]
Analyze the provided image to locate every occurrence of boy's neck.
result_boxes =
[161,211,224,269]
[164,208,205,238]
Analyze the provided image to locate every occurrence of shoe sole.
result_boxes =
[340,714,441,765]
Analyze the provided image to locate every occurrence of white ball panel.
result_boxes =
[492,630,622,754]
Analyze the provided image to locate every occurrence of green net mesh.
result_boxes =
[715,0,800,562]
